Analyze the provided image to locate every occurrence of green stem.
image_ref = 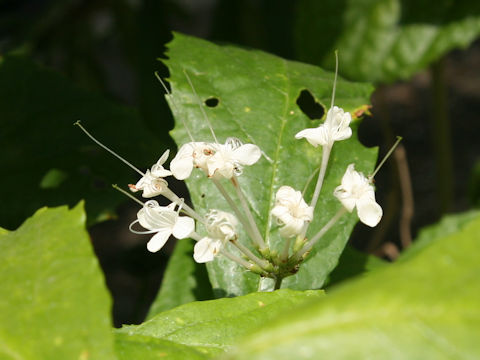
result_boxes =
[163,187,205,224]
[220,248,254,271]
[279,237,292,263]
[231,176,267,249]
[230,240,270,271]
[310,145,332,211]
[212,178,264,249]
[293,208,346,261]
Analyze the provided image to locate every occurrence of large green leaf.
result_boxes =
[115,332,208,360]
[399,210,480,261]
[0,55,166,229]
[146,239,214,319]
[324,245,387,288]
[0,203,116,359]
[295,0,480,83]
[226,213,480,359]
[116,289,323,358]
[165,32,377,296]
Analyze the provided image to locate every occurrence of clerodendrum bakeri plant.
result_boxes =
[77,33,384,295]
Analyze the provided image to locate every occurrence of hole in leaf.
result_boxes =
[296,90,325,120]
[205,97,219,107]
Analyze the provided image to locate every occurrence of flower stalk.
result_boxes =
[212,178,264,249]
[231,176,267,250]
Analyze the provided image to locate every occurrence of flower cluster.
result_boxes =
[76,63,388,288]
[119,75,382,273]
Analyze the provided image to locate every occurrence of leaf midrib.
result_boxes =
[264,58,291,248]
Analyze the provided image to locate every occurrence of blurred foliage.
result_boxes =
[1,202,478,358]
[227,212,480,359]
[0,203,116,359]
[0,55,165,229]
[324,244,387,287]
[295,0,480,83]
[117,289,324,358]
[146,239,213,318]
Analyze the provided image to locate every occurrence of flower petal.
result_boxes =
[157,149,170,165]
[146,229,172,252]
[294,127,325,147]
[138,201,177,230]
[271,204,289,219]
[279,217,304,238]
[233,144,261,165]
[170,144,194,180]
[172,216,195,239]
[333,126,352,142]
[333,185,356,212]
[193,237,222,263]
[151,167,172,178]
[356,195,383,227]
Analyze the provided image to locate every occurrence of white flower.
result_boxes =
[333,164,382,227]
[170,138,261,180]
[129,149,172,197]
[170,142,218,180]
[129,200,195,252]
[271,186,314,238]
[295,106,352,147]
[194,237,223,263]
[129,171,169,198]
[206,138,261,179]
[193,209,239,263]
[205,209,238,241]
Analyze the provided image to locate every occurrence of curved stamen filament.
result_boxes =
[74,121,145,177]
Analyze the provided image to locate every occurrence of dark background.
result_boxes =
[1,0,479,326]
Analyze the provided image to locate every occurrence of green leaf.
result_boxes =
[295,0,480,83]
[226,213,480,359]
[399,210,480,261]
[115,332,209,360]
[0,55,166,229]
[146,239,214,319]
[0,203,116,359]
[165,32,377,296]
[324,245,387,288]
[117,289,323,358]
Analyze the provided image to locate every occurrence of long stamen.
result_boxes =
[74,121,145,177]
[369,136,403,180]
[183,69,219,143]
[330,50,339,110]
[154,72,195,142]
[302,166,320,196]
[112,184,145,206]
